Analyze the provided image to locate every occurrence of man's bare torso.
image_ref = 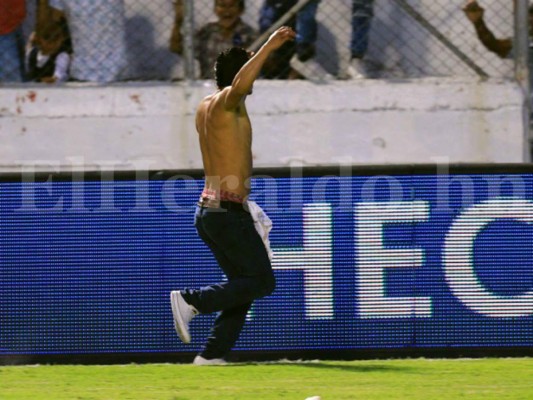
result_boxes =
[196,88,252,200]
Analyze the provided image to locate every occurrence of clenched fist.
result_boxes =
[463,0,484,24]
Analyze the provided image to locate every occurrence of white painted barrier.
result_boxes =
[0,78,526,172]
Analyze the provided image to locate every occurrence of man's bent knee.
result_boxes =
[255,271,276,299]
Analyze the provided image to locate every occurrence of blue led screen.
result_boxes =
[0,169,532,356]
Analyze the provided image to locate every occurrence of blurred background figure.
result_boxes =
[25,23,71,83]
[346,0,375,79]
[462,0,514,58]
[258,0,298,79]
[170,0,257,79]
[289,0,332,81]
[0,0,26,82]
[290,0,375,81]
[463,2,533,102]
[48,0,128,82]
[463,0,533,159]
[26,0,72,83]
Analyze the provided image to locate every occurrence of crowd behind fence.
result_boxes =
[0,0,525,84]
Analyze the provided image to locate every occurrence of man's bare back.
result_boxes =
[196,89,253,199]
[195,26,296,202]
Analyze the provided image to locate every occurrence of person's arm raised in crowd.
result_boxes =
[463,0,512,58]
[223,26,295,110]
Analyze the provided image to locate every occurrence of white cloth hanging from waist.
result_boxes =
[246,200,273,261]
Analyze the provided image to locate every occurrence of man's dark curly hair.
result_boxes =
[214,47,250,88]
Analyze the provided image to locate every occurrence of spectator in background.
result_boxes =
[0,0,26,82]
[463,2,533,99]
[463,0,533,62]
[463,0,533,160]
[26,23,71,83]
[35,0,63,38]
[48,0,128,82]
[347,0,375,78]
[258,0,298,79]
[170,0,258,79]
[290,0,375,81]
[462,0,516,58]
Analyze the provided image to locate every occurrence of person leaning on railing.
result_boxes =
[169,0,258,79]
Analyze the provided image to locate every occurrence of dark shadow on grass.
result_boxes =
[290,363,414,373]
[225,361,414,373]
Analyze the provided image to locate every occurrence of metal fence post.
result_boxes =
[183,0,196,81]
[514,0,531,162]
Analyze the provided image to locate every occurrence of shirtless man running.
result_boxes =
[170,26,296,365]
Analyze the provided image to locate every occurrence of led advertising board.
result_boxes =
[0,166,531,361]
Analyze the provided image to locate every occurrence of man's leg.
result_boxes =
[259,1,298,79]
[295,0,321,61]
[292,0,375,80]
[350,0,374,59]
[346,0,374,79]
[291,0,333,82]
[183,208,275,313]
[200,301,253,360]
[180,207,275,360]
[0,29,24,82]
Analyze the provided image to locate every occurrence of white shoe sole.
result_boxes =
[170,291,191,344]
[193,355,228,366]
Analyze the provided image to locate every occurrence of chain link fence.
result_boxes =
[0,0,519,83]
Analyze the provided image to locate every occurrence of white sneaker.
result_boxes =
[345,58,369,79]
[290,55,334,83]
[170,291,198,344]
[193,355,228,366]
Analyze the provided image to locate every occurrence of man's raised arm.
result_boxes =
[224,26,295,109]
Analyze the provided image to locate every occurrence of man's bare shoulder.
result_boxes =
[199,88,235,113]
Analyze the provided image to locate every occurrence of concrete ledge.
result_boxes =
[0,78,526,171]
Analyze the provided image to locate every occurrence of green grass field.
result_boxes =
[0,358,531,400]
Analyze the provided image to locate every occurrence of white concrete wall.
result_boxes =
[0,78,526,172]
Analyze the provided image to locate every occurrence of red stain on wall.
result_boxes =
[27,91,37,102]
[130,94,141,105]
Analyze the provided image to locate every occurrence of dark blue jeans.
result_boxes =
[183,205,275,359]
[0,26,25,82]
[296,0,374,59]
[350,0,374,58]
